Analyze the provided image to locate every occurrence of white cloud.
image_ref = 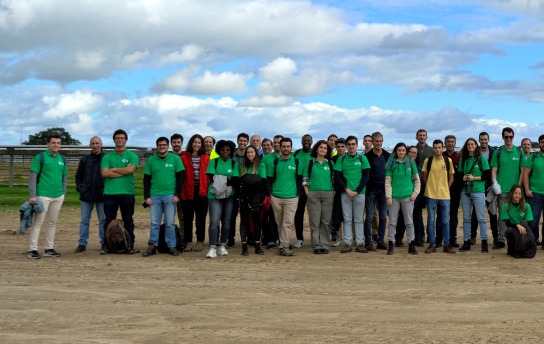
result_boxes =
[120,50,149,69]
[74,51,106,70]
[187,71,251,94]
[42,90,107,118]
[238,95,294,107]
[150,65,200,93]
[160,44,205,64]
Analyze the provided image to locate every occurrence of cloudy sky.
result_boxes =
[1,0,543,148]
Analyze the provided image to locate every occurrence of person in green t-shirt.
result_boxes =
[204,140,240,259]
[333,135,370,254]
[502,185,534,254]
[141,137,185,257]
[457,138,491,253]
[490,127,523,249]
[266,137,303,256]
[523,134,544,247]
[101,129,139,255]
[26,134,68,259]
[292,134,313,249]
[260,135,283,249]
[302,140,334,254]
[384,143,420,256]
[239,145,267,256]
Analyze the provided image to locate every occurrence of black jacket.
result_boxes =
[365,149,391,192]
[240,174,266,211]
[75,152,105,202]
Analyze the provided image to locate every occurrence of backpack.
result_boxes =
[462,156,483,176]
[496,146,522,171]
[273,157,300,181]
[426,156,451,176]
[214,158,236,171]
[338,154,364,191]
[308,159,334,181]
[106,219,133,254]
[507,223,537,259]
[157,224,183,253]
[37,152,67,184]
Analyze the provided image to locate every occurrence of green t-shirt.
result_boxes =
[303,159,333,191]
[385,160,418,199]
[293,149,312,171]
[490,146,522,194]
[333,153,371,194]
[500,203,534,225]
[30,151,68,198]
[143,153,184,196]
[245,163,267,178]
[206,158,240,199]
[522,152,544,195]
[266,155,303,198]
[262,152,280,168]
[101,150,139,195]
[458,155,490,193]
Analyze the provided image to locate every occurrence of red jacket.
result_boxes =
[180,152,210,199]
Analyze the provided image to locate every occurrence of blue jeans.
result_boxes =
[460,192,487,241]
[427,198,450,246]
[149,194,177,248]
[341,193,365,245]
[364,188,387,243]
[208,196,234,248]
[528,192,544,241]
[78,201,106,246]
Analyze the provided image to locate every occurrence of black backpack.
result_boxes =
[426,156,451,176]
[507,223,536,259]
[308,158,334,181]
[157,224,184,253]
[214,158,236,171]
[37,152,67,184]
[496,145,522,172]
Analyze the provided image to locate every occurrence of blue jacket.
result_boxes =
[19,200,45,234]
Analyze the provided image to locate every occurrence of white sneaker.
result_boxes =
[332,239,343,247]
[218,246,229,256]
[294,240,304,248]
[206,248,217,258]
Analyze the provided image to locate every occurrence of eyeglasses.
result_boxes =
[408,151,417,155]
[114,137,126,141]
[157,144,169,147]
[504,135,514,139]
[346,143,357,146]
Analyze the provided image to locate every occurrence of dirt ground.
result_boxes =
[1,206,544,344]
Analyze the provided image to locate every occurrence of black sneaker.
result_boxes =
[74,245,86,253]
[28,251,41,259]
[43,249,61,257]
[126,247,135,255]
[100,244,109,255]
[450,240,460,248]
[266,241,277,249]
[227,240,236,248]
[169,247,179,256]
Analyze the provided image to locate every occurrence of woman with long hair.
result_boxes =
[384,142,421,255]
[205,140,240,258]
[239,144,267,255]
[180,134,210,252]
[303,140,335,254]
[502,185,535,256]
[458,138,491,253]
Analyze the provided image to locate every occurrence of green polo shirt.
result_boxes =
[206,158,240,199]
[266,155,303,198]
[262,152,280,168]
[490,145,522,194]
[144,153,184,196]
[294,149,312,170]
[385,160,418,199]
[246,163,267,178]
[303,159,333,191]
[500,203,533,225]
[333,153,371,194]
[101,149,139,195]
[458,155,490,193]
[522,152,544,195]
[30,150,68,198]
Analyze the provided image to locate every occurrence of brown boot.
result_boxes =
[365,242,376,251]
[184,242,193,252]
[470,236,476,245]
[194,241,203,252]
[355,244,367,253]
[443,244,456,254]
[341,244,352,253]
[425,244,436,254]
[280,248,295,256]
[376,242,388,250]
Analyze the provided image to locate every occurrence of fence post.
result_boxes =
[9,155,14,188]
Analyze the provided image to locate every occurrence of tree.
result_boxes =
[23,127,81,145]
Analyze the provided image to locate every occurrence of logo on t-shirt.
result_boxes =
[441,165,446,170]
[58,161,64,165]
[122,159,128,163]
[288,166,296,170]
[227,169,232,173]
[513,157,519,161]
[324,166,329,170]
[354,161,361,166]
[165,163,173,168]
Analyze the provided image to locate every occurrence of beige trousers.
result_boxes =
[28,195,65,251]
[271,195,299,250]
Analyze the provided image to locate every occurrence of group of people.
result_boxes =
[24,127,543,259]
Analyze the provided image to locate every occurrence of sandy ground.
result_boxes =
[2,205,544,344]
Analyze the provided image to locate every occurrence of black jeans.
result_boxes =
[229,195,240,243]
[104,194,135,244]
[262,207,278,243]
[240,203,261,243]
[331,191,343,234]
[294,193,307,241]
[181,186,208,243]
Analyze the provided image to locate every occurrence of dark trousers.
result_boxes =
[181,186,208,243]
[527,192,544,241]
[262,207,278,243]
[294,193,307,241]
[364,188,387,243]
[104,194,136,244]
[331,191,343,234]
[228,195,240,243]
[436,188,460,244]
[240,204,261,243]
